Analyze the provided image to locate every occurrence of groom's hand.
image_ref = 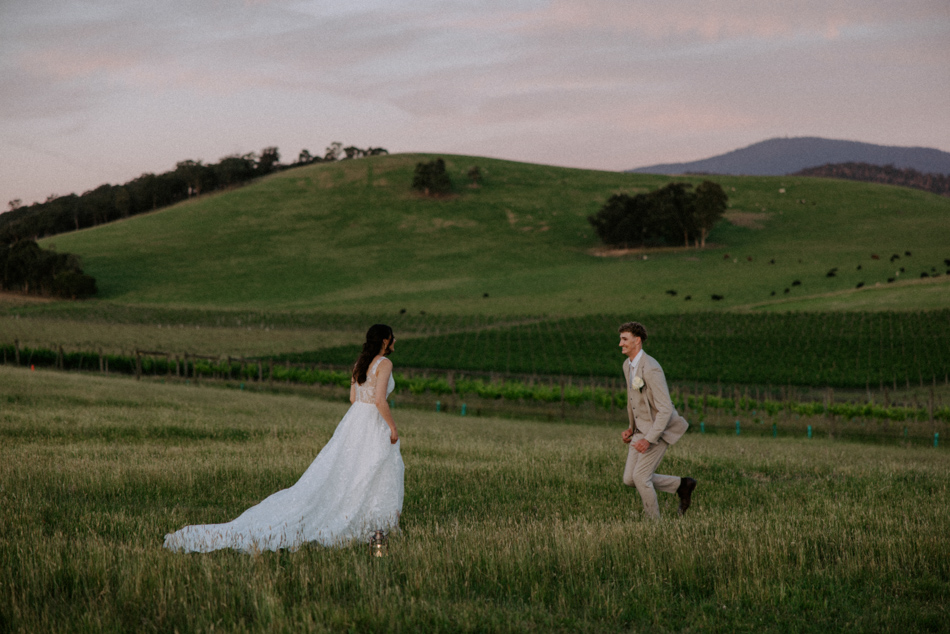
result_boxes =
[621,429,633,444]
[633,438,650,453]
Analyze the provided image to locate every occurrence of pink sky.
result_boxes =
[2,0,948,208]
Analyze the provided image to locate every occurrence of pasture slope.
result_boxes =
[35,153,950,316]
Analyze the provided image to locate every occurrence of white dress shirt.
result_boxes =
[628,350,644,388]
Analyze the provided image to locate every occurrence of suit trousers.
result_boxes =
[623,439,681,518]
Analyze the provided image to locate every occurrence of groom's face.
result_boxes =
[619,332,641,358]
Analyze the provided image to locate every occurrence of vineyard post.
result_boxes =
[99,348,104,374]
[183,353,189,379]
[828,388,835,439]
[268,360,273,383]
[57,345,64,370]
[590,376,596,419]
[930,387,936,439]
[165,353,171,377]
[14,339,19,366]
[135,351,142,380]
[227,356,232,380]
[448,371,456,411]
[560,377,568,419]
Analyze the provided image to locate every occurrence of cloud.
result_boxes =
[0,0,947,206]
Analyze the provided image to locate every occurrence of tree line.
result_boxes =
[793,162,950,197]
[1,143,388,245]
[588,181,728,248]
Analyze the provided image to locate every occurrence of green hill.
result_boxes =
[40,153,950,316]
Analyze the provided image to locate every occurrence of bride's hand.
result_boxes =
[390,428,399,444]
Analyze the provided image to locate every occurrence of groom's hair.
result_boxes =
[618,321,647,342]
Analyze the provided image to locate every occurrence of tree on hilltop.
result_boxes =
[467,165,482,187]
[257,147,281,174]
[588,180,729,249]
[693,180,728,248]
[325,142,343,161]
[412,158,453,196]
[652,182,695,247]
[214,155,257,186]
[175,160,213,196]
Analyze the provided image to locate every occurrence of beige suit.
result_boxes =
[622,352,689,518]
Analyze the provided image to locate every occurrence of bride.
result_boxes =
[164,324,404,553]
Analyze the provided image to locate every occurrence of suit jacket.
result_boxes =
[623,352,689,445]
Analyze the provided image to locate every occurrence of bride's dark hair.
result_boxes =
[352,324,394,385]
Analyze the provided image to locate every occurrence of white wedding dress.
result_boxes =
[163,357,404,553]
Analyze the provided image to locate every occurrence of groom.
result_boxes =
[618,321,697,518]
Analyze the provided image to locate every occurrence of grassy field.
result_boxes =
[2,366,947,632]
[0,316,356,357]
[37,154,950,316]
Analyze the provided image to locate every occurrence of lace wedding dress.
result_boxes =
[164,357,404,553]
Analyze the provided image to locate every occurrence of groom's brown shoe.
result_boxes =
[677,477,697,515]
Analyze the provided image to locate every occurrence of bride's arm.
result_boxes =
[373,359,399,444]
[349,379,356,404]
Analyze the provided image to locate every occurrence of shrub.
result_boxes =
[411,159,454,196]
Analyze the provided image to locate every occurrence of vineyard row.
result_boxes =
[283,310,950,389]
[3,343,947,425]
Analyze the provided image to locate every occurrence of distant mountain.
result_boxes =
[629,137,950,176]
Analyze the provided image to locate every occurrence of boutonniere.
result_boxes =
[633,376,644,392]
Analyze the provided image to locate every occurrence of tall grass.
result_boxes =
[1,366,947,632]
